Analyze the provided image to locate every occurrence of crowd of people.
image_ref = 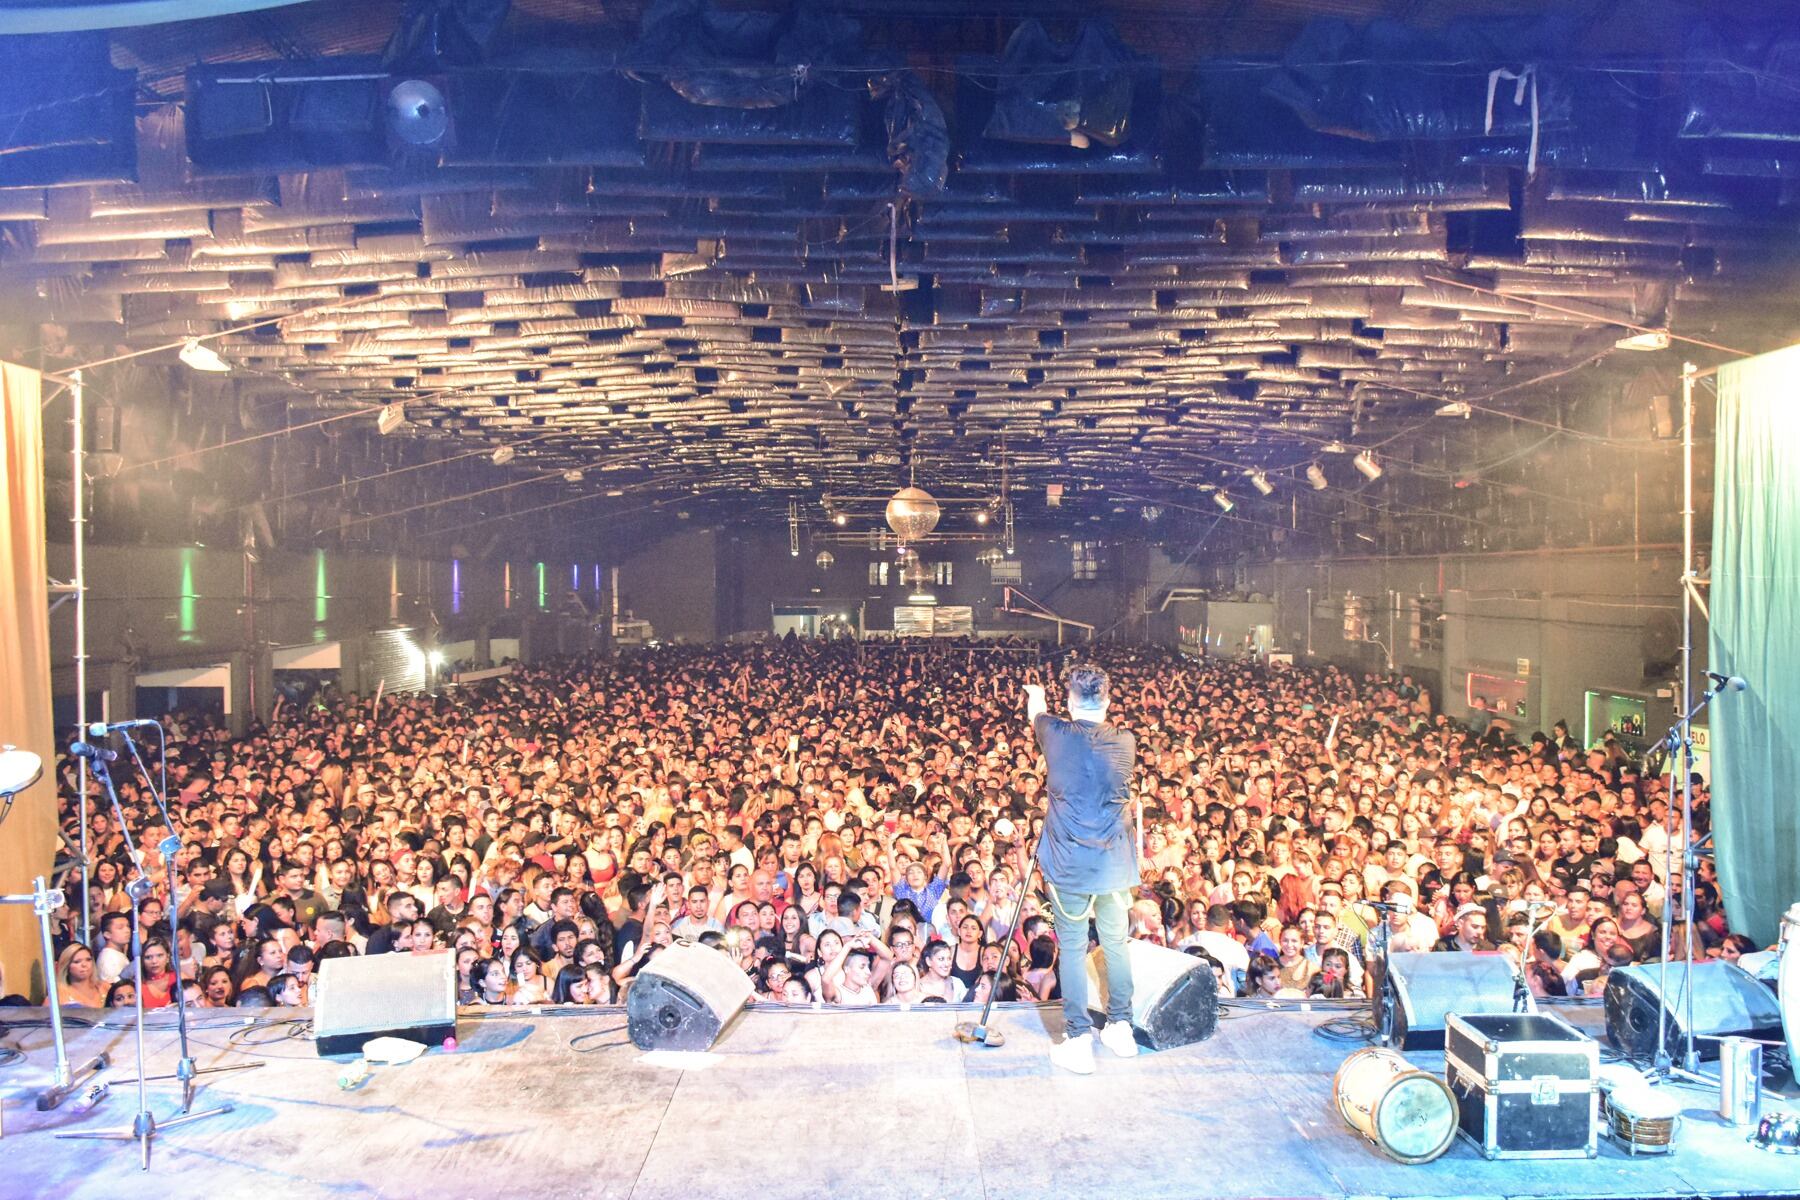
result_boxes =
[23,640,1750,1020]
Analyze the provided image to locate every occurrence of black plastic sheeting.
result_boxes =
[382,0,513,74]
[1265,15,1581,143]
[0,32,137,187]
[1186,64,1393,169]
[1680,25,1800,144]
[624,0,863,110]
[871,70,948,195]
[983,20,1140,148]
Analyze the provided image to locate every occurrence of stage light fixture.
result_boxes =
[491,446,516,466]
[386,79,449,146]
[1214,491,1235,513]
[178,339,230,373]
[1249,471,1274,496]
[1616,330,1671,352]
[1435,401,1472,418]
[1306,463,1329,491]
[377,403,408,436]
[1353,451,1383,481]
[1322,440,1347,454]
[563,469,583,483]
[975,510,989,525]
[833,511,847,526]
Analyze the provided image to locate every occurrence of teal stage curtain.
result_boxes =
[1711,344,1800,948]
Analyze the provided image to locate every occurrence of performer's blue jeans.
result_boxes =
[1046,882,1134,1040]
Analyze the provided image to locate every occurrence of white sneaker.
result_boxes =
[1049,1032,1096,1075]
[1100,1020,1139,1059]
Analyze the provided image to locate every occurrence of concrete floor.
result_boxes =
[1,1001,1795,1200]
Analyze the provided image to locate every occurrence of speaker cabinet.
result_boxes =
[626,942,754,1052]
[1085,938,1219,1050]
[1374,951,1526,1051]
[1604,960,1783,1061]
[314,950,456,1057]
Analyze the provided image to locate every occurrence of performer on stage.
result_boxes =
[1026,665,1139,1074]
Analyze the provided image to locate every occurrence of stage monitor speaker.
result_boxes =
[314,949,456,1057]
[1603,960,1783,1062]
[1086,938,1218,1050]
[1375,951,1526,1051]
[627,942,754,1052]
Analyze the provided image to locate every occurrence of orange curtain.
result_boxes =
[0,362,56,1000]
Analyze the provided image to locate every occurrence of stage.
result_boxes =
[2,1001,1796,1200]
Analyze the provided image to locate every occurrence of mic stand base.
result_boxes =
[35,1053,109,1112]
[117,1058,263,1113]
[55,1101,234,1172]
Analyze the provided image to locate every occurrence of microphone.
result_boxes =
[68,741,118,762]
[86,719,161,737]
[1705,672,1748,693]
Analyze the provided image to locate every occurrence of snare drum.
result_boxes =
[1332,1047,1459,1164]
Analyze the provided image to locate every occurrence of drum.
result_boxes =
[1332,1047,1459,1164]
[1603,1082,1680,1155]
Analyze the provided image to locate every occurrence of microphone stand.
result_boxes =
[1651,677,1735,1082]
[953,841,1040,1049]
[112,726,261,1110]
[55,747,231,1170]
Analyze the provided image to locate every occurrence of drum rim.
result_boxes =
[1370,1072,1458,1163]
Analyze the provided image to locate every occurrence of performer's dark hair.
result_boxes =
[1065,666,1109,709]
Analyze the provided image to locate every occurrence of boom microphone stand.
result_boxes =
[954,841,1041,1049]
[55,742,231,1170]
[109,724,261,1109]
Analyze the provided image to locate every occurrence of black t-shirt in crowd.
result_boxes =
[1032,713,1137,894]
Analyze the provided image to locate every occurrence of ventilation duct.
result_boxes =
[187,59,388,174]
[444,69,642,167]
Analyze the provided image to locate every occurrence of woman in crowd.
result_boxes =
[56,944,108,1007]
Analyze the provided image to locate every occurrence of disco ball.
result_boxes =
[884,485,941,542]
[815,551,835,570]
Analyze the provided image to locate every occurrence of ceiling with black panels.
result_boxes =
[4,0,1800,543]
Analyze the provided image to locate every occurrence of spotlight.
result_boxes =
[1306,463,1328,491]
[427,649,446,669]
[563,469,584,483]
[1435,401,1472,418]
[386,79,449,147]
[1213,491,1235,513]
[491,446,516,466]
[1615,330,1671,352]
[1249,471,1274,497]
[1353,451,1383,481]
[975,510,989,525]
[178,339,230,373]
[377,403,408,436]
[833,512,847,527]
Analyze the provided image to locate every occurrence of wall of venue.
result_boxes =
[1245,544,1706,746]
[712,527,1162,643]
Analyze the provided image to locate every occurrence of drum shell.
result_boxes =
[1332,1047,1458,1165]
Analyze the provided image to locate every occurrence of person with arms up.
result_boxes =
[1026,666,1138,1075]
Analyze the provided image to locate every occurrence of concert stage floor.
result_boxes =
[2,1001,1796,1200]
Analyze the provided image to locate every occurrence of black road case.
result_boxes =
[1444,1011,1599,1159]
